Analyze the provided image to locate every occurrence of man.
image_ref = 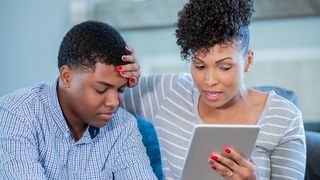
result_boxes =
[0,21,156,179]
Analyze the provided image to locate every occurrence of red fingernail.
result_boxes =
[117,66,123,71]
[129,77,136,84]
[211,166,216,170]
[211,155,218,160]
[120,71,125,75]
[121,56,127,61]
[225,147,231,154]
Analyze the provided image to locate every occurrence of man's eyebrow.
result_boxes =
[96,81,128,89]
[193,57,233,64]
[96,81,113,88]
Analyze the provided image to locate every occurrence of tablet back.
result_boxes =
[181,124,260,180]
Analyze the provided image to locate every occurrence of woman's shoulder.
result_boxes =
[259,91,303,129]
[267,91,301,115]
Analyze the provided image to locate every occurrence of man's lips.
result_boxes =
[97,112,114,120]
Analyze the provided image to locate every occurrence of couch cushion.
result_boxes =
[136,117,163,179]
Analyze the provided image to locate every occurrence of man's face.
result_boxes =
[61,62,128,128]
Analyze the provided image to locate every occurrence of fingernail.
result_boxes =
[117,66,123,71]
[211,155,218,160]
[211,166,216,170]
[224,147,231,154]
[129,77,136,84]
[121,56,127,61]
[120,71,125,75]
[125,45,130,50]
[208,159,215,166]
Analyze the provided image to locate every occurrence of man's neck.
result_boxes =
[57,80,88,141]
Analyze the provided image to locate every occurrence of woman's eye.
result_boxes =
[194,64,205,70]
[220,65,232,71]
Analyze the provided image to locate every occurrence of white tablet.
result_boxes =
[181,124,260,180]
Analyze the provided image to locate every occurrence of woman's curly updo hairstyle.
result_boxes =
[176,0,255,62]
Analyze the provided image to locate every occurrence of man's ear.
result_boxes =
[59,65,72,88]
[245,49,254,72]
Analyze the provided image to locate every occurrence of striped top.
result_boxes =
[123,73,306,180]
[0,81,156,180]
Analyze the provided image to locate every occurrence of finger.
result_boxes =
[125,45,134,54]
[128,77,138,87]
[208,156,215,166]
[120,63,140,72]
[211,153,238,173]
[224,147,248,167]
[121,54,135,62]
[209,154,233,177]
[118,70,140,79]
[123,45,135,62]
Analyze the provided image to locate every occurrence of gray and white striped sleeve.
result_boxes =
[269,101,306,179]
[123,73,179,121]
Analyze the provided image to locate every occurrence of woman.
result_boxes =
[119,0,306,179]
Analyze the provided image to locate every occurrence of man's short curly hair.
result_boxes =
[58,20,130,70]
[176,0,254,62]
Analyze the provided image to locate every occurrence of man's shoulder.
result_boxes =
[0,81,53,113]
[113,108,136,126]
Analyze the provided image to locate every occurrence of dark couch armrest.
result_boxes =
[305,131,320,180]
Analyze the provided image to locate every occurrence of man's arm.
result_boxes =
[0,108,47,180]
[112,113,157,180]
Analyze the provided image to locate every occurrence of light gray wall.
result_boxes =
[0,0,70,95]
[0,1,319,122]
[120,17,320,122]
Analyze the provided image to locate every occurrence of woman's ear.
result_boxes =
[59,65,72,88]
[245,49,254,72]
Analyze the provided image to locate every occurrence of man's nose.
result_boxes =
[104,90,119,109]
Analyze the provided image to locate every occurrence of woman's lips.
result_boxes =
[203,90,222,102]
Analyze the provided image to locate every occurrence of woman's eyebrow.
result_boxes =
[193,57,233,63]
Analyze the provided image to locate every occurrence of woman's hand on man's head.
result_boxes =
[117,46,140,87]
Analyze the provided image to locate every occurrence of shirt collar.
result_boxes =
[47,79,71,138]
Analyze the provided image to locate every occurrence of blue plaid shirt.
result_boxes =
[0,81,156,180]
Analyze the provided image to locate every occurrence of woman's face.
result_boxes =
[191,42,253,109]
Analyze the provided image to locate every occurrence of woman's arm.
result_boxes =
[270,114,306,179]
[123,73,179,121]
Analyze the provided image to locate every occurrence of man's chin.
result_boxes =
[92,119,112,128]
